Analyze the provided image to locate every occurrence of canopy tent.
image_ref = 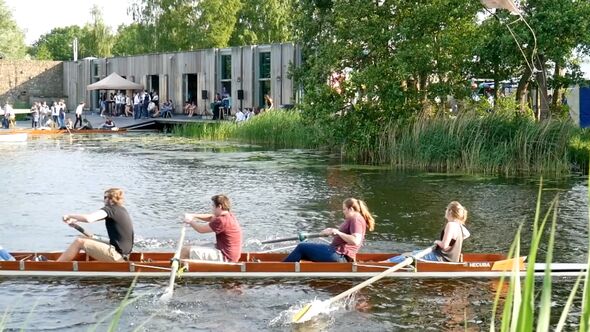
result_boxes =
[86,73,144,91]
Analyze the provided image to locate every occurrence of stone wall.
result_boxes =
[0,60,64,106]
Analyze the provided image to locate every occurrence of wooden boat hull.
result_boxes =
[0,252,586,278]
[0,128,127,136]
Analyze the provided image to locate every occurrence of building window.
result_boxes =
[221,55,231,80]
[258,52,271,107]
[259,52,271,79]
[220,54,231,97]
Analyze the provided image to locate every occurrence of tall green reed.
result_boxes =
[376,114,581,175]
[173,111,321,149]
[490,178,590,331]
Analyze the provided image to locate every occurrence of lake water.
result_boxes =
[0,134,587,331]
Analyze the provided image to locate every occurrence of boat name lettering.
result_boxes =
[469,262,491,267]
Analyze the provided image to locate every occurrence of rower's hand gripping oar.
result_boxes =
[160,225,187,303]
[292,244,437,324]
[261,232,329,245]
[67,220,110,244]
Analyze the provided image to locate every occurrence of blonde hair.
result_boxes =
[344,198,375,231]
[104,188,124,206]
[446,201,467,224]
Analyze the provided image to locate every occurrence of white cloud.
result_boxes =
[6,0,132,45]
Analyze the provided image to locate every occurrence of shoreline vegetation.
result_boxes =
[173,110,590,175]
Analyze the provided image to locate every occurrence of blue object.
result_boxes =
[0,248,15,261]
[579,87,590,128]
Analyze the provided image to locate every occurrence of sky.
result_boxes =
[5,0,133,45]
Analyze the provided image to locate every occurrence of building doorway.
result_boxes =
[183,74,198,103]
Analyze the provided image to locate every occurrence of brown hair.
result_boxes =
[446,201,467,224]
[212,194,231,211]
[344,198,375,231]
[104,188,124,206]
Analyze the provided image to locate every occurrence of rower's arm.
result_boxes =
[187,220,214,233]
[436,223,457,251]
[335,231,362,246]
[63,210,108,223]
[322,228,362,246]
[185,213,214,222]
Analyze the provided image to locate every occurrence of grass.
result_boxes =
[172,110,322,149]
[374,113,583,175]
[490,178,590,331]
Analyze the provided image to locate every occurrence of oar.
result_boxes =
[261,232,329,245]
[292,244,437,323]
[160,225,187,302]
[68,221,110,244]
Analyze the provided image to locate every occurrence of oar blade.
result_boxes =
[292,300,330,323]
[160,286,173,303]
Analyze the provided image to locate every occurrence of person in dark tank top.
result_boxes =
[384,201,470,263]
[283,198,376,263]
[57,188,134,262]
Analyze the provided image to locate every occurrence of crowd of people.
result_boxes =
[0,186,469,266]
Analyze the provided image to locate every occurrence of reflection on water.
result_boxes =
[0,134,587,331]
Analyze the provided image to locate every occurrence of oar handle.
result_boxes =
[69,222,110,244]
[261,232,328,244]
[328,244,437,305]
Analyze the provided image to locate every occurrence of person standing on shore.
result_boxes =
[74,101,84,129]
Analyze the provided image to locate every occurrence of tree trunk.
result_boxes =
[516,66,532,112]
[535,55,550,120]
[551,63,562,108]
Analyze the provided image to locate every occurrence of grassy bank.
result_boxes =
[172,110,321,149]
[174,111,590,175]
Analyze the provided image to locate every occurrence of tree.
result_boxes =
[28,26,86,60]
[112,23,156,56]
[80,5,114,57]
[0,0,26,59]
[229,0,294,46]
[129,0,241,51]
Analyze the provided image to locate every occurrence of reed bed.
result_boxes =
[174,110,590,175]
[374,114,583,175]
[173,111,321,149]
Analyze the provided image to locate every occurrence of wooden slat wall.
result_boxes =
[241,45,255,109]
[62,43,299,113]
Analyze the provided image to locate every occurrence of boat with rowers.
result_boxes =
[0,251,585,278]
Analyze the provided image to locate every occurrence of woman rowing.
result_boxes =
[57,188,134,262]
[283,198,375,262]
[385,201,470,263]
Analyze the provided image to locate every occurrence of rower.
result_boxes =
[57,188,134,262]
[181,194,243,263]
[384,201,470,263]
[282,198,375,263]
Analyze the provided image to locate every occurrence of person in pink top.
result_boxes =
[283,198,375,262]
[181,194,243,262]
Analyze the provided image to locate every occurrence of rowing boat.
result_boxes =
[1,252,585,278]
[0,128,128,136]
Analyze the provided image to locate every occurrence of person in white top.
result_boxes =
[235,109,246,122]
[4,103,15,129]
[74,101,85,129]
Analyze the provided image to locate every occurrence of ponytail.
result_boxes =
[344,198,375,232]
